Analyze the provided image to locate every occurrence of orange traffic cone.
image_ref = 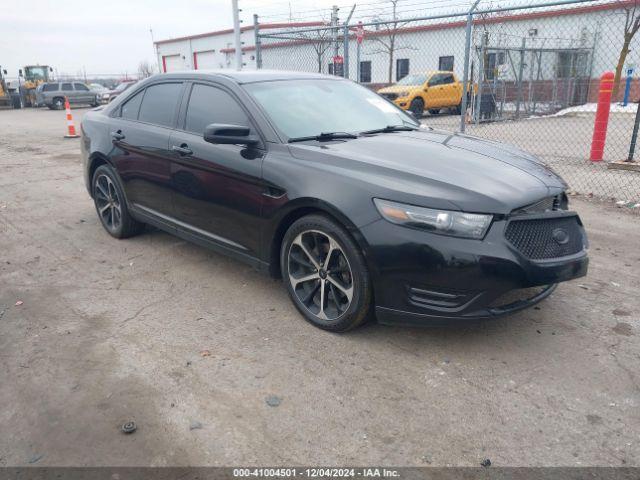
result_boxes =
[64,97,80,139]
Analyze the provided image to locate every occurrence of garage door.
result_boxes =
[194,50,216,70]
[162,54,183,72]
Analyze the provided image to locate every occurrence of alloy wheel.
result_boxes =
[287,230,354,321]
[94,174,122,232]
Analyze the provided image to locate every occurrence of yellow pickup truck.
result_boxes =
[377,71,467,117]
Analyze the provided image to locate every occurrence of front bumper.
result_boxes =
[393,99,409,109]
[360,211,588,325]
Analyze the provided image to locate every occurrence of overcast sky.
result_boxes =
[0,0,359,78]
[0,0,486,78]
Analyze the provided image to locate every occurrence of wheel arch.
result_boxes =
[87,153,114,198]
[266,198,372,279]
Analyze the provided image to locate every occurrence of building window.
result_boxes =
[396,58,409,81]
[439,56,454,72]
[359,61,372,83]
[485,52,506,80]
[557,51,588,78]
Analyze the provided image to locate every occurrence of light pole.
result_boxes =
[231,0,243,70]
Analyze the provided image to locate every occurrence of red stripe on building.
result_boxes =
[220,0,637,53]
[154,21,327,46]
[193,52,198,70]
[162,56,167,73]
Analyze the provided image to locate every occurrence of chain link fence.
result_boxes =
[255,0,640,208]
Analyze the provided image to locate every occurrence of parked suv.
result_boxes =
[80,71,588,332]
[36,82,99,109]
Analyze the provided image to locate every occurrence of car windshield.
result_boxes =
[396,74,428,86]
[244,79,418,139]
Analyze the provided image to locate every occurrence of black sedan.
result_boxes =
[80,70,588,331]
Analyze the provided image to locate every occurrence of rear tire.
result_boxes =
[280,214,372,332]
[409,98,424,118]
[92,165,144,239]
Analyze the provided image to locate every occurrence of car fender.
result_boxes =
[263,196,375,278]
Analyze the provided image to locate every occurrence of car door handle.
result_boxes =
[111,131,125,140]
[172,144,193,156]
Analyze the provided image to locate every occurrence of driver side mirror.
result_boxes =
[203,124,259,147]
[18,69,23,77]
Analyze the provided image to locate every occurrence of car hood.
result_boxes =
[287,128,567,214]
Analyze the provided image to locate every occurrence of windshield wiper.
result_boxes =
[288,131,358,143]
[360,125,418,135]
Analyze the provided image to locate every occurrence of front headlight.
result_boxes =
[374,198,493,239]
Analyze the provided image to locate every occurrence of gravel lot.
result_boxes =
[0,108,639,467]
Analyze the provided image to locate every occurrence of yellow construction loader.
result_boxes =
[19,65,54,106]
[0,66,23,109]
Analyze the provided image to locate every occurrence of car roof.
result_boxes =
[158,69,340,84]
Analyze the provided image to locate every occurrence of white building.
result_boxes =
[154,21,325,72]
[155,0,637,103]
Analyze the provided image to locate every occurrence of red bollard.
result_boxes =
[590,71,615,162]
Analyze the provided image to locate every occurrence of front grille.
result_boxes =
[514,194,567,215]
[380,92,398,101]
[505,215,584,260]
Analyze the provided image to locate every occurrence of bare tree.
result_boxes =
[368,0,413,83]
[613,0,640,97]
[293,23,333,73]
[137,60,155,79]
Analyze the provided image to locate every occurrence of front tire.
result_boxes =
[409,98,424,118]
[52,97,64,110]
[280,214,372,332]
[92,165,144,239]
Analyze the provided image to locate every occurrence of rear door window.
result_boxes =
[121,90,144,120]
[137,82,182,128]
[184,84,248,135]
[61,83,73,91]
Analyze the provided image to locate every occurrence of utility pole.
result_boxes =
[253,14,262,69]
[231,0,243,70]
[343,4,356,79]
[150,28,161,74]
